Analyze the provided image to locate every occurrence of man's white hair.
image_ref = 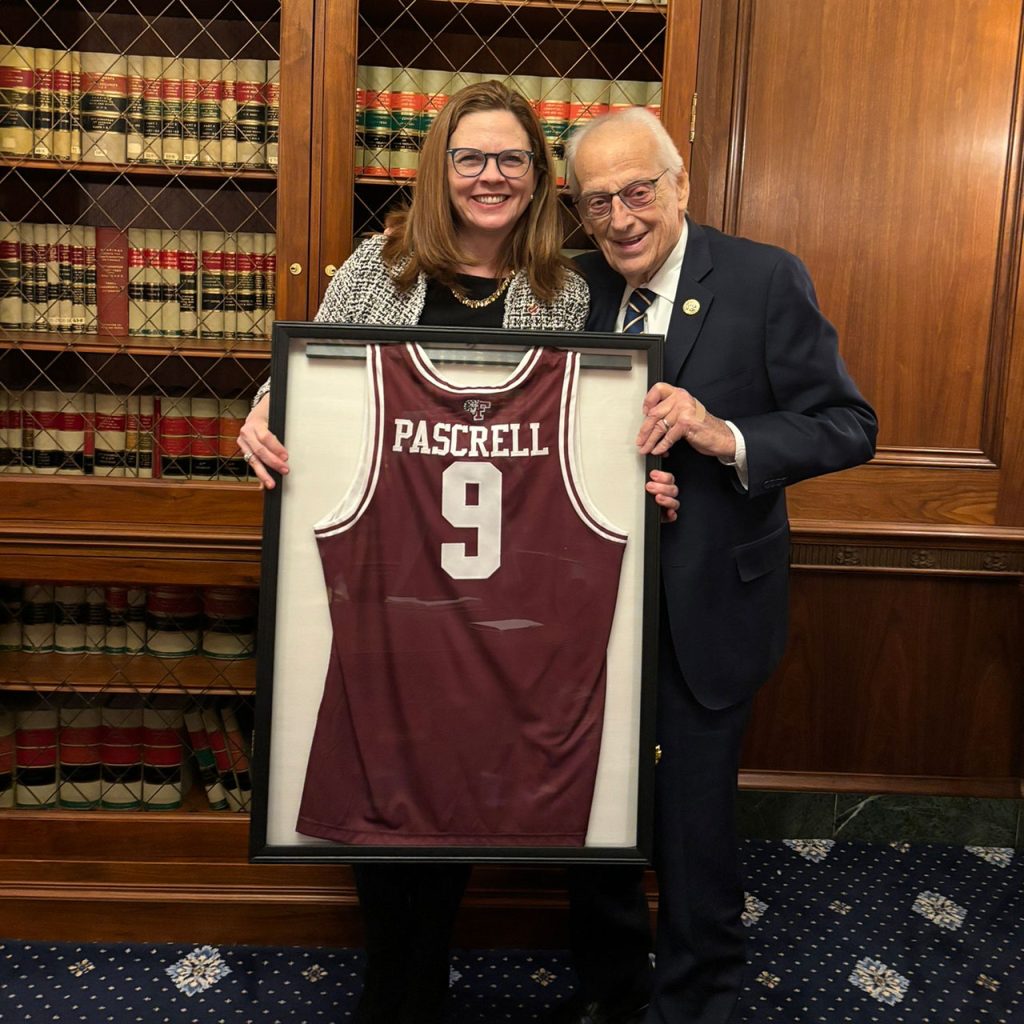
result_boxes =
[565,107,685,196]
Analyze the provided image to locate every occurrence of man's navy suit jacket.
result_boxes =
[576,218,877,710]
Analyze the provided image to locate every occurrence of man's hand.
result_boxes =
[646,468,679,523]
[237,393,290,490]
[636,382,736,459]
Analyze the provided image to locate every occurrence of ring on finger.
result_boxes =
[242,450,255,464]
[660,417,672,432]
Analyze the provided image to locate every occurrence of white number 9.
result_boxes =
[441,461,502,580]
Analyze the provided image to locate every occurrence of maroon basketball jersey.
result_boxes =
[297,344,626,846]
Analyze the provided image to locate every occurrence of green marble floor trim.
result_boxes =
[735,789,1023,847]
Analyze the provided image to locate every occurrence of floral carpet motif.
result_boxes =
[0,841,1020,1022]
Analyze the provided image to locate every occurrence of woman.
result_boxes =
[239,81,677,1024]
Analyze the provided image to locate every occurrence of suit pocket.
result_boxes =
[733,523,790,582]
[690,369,754,405]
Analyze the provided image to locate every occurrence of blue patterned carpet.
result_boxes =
[1,841,1021,1023]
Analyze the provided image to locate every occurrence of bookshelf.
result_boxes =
[0,0,697,943]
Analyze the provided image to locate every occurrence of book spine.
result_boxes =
[56,390,89,475]
[58,701,102,808]
[140,55,162,163]
[0,709,13,808]
[33,48,56,158]
[235,59,265,167]
[264,60,280,170]
[235,232,256,337]
[145,585,200,656]
[201,586,256,659]
[85,584,105,653]
[142,702,185,810]
[262,234,276,341]
[124,53,145,162]
[0,582,22,650]
[15,705,59,809]
[217,397,248,481]
[199,231,226,338]
[52,50,74,159]
[157,395,190,479]
[421,68,455,147]
[219,60,237,166]
[538,78,570,187]
[201,705,242,811]
[608,78,648,113]
[70,224,87,332]
[160,229,181,337]
[21,582,55,652]
[127,227,144,335]
[94,226,129,336]
[142,227,162,335]
[219,705,252,812]
[0,45,35,157]
[103,584,128,654]
[354,63,367,175]
[221,232,238,338]
[54,583,87,653]
[57,225,73,332]
[70,50,82,160]
[99,700,143,811]
[44,222,60,330]
[646,79,662,120]
[0,220,21,329]
[177,230,199,337]
[93,392,127,476]
[30,389,61,474]
[181,57,200,164]
[135,394,154,478]
[18,388,34,471]
[568,77,610,140]
[389,67,422,180]
[84,225,97,331]
[183,707,230,811]
[362,66,392,178]
[189,396,219,480]
[197,59,223,166]
[160,57,184,165]
[124,586,147,652]
[80,51,127,163]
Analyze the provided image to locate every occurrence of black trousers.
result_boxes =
[567,610,754,1024]
[353,861,471,1024]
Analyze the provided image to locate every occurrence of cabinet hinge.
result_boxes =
[689,93,698,143]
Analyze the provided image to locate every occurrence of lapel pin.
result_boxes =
[682,298,700,316]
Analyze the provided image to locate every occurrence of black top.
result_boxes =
[418,273,507,328]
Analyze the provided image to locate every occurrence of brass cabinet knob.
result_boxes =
[325,264,338,277]
[288,262,302,276]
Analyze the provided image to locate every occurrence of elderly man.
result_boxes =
[552,109,877,1024]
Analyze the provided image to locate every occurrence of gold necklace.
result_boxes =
[449,274,511,309]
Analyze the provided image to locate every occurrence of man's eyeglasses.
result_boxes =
[574,170,671,220]
[447,148,535,178]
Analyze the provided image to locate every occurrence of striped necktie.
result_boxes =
[623,287,655,334]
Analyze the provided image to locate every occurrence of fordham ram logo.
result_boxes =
[463,399,492,422]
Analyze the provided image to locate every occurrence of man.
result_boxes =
[552,109,877,1024]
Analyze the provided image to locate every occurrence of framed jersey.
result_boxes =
[250,323,663,864]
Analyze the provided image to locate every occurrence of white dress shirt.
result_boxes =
[613,222,749,489]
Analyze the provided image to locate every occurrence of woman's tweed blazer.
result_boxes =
[253,235,590,405]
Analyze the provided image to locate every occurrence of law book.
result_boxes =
[201,705,243,811]
[181,56,200,164]
[53,583,87,653]
[221,232,238,337]
[56,391,90,475]
[199,231,226,338]
[80,51,127,164]
[177,229,199,337]
[157,395,191,479]
[0,391,24,474]
[103,584,128,654]
[0,45,35,157]
[51,50,75,159]
[189,396,219,480]
[15,704,59,809]
[261,233,276,340]
[608,78,648,113]
[93,391,128,476]
[69,50,82,160]
[134,394,155,478]
[252,232,267,339]
[145,585,201,656]
[160,229,181,337]
[95,226,129,336]
[538,77,570,186]
[23,222,45,328]
[362,65,392,178]
[85,584,105,653]
[33,48,56,158]
[421,68,455,144]
[234,232,257,338]
[509,73,542,115]
[0,709,14,808]
[183,705,229,811]
[0,220,20,329]
[235,58,265,167]
[140,55,162,163]
[200,586,257,660]
[99,697,143,810]
[219,704,252,812]
[569,77,610,139]
[141,228,162,335]
[124,53,145,162]
[142,698,187,810]
[126,227,145,335]
[83,224,97,330]
[389,67,422,180]
[56,225,74,332]
[0,581,21,651]
[217,397,248,481]
[16,389,32,472]
[197,58,223,165]
[646,79,662,120]
[43,223,61,330]
[58,699,102,809]
[160,56,184,164]
[354,63,368,175]
[265,60,280,170]
[70,224,89,331]
[0,390,10,472]
[21,582,55,653]
[124,585,147,652]
[29,389,61,474]
[219,60,238,166]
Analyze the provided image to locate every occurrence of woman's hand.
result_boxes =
[646,468,679,523]
[237,393,289,489]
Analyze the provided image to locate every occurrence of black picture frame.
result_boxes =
[250,322,663,864]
